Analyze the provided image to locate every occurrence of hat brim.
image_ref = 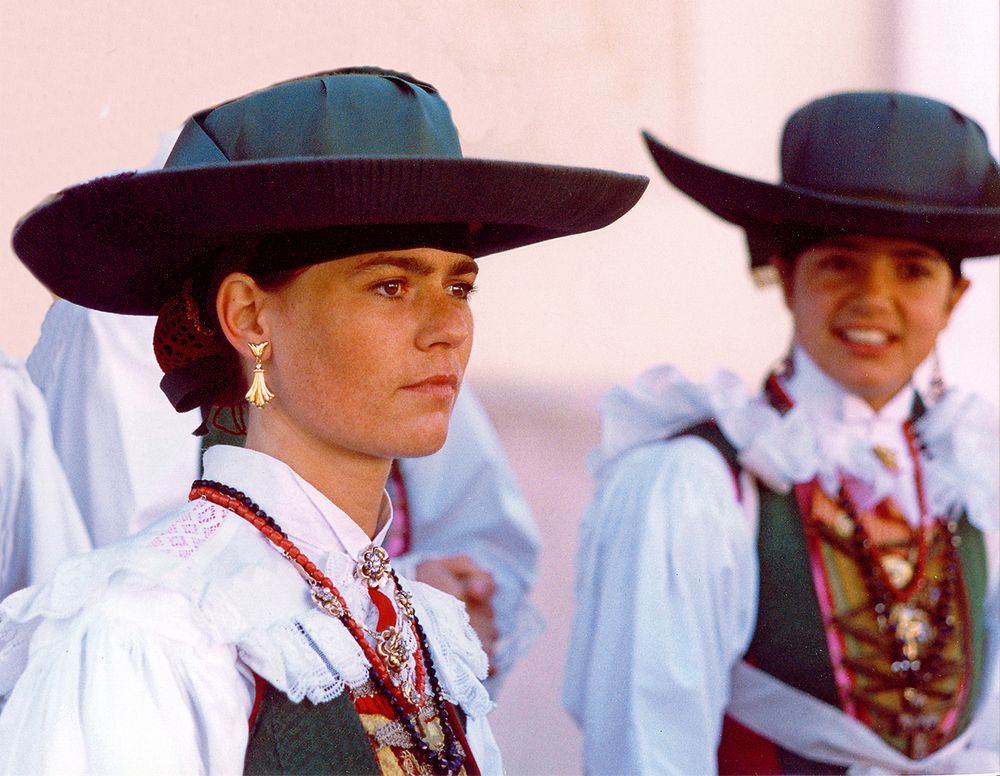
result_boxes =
[13,157,648,314]
[642,131,1000,268]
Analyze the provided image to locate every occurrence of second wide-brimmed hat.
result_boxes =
[14,67,648,315]
[643,91,1000,271]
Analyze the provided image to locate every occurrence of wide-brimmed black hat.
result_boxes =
[13,67,648,315]
[643,91,1000,271]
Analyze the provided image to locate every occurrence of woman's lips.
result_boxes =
[401,374,459,399]
[834,326,897,355]
[841,327,890,346]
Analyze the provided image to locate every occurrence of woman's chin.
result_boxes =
[380,421,452,459]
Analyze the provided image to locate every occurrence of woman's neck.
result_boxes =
[244,420,391,539]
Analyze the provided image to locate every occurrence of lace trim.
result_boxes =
[406,579,492,717]
[0,503,493,715]
[594,366,998,533]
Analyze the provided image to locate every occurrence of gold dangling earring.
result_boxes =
[928,346,945,404]
[245,341,276,408]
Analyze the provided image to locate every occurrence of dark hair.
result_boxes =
[154,236,303,427]
[774,226,964,283]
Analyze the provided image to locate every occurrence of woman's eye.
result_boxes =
[899,261,933,280]
[446,282,477,300]
[374,280,405,298]
[818,254,853,272]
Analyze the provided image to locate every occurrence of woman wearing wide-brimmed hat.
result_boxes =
[566,92,999,774]
[0,67,647,774]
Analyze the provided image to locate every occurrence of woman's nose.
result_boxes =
[416,293,472,351]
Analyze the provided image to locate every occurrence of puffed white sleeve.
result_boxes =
[0,588,253,775]
[396,385,541,675]
[26,301,201,546]
[564,437,759,776]
[0,355,91,599]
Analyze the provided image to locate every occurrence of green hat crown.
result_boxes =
[780,92,999,210]
[166,68,463,168]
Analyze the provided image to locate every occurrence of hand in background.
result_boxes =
[416,555,498,660]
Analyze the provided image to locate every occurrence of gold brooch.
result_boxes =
[310,584,345,617]
[356,545,391,586]
[872,445,898,472]
[376,625,409,672]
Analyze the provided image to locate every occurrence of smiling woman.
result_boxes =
[0,67,646,774]
[775,235,969,411]
[567,92,1000,775]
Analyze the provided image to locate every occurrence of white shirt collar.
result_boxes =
[784,344,916,431]
[201,445,393,559]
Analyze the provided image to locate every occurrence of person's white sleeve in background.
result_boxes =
[0,588,253,775]
[0,355,92,599]
[27,301,201,546]
[465,714,504,776]
[564,438,758,776]
[396,385,541,678]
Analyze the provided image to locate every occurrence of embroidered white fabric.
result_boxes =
[0,446,497,773]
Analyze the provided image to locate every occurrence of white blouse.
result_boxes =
[0,445,501,775]
[0,354,91,601]
[565,348,999,775]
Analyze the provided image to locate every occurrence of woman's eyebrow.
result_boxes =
[449,258,480,276]
[350,255,479,276]
[892,248,943,261]
[351,255,431,275]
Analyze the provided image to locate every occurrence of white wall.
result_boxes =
[895,0,999,405]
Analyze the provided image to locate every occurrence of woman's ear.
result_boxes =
[945,276,971,318]
[771,256,794,308]
[216,272,269,363]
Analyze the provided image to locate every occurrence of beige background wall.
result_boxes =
[2,2,997,774]
[3,1,997,399]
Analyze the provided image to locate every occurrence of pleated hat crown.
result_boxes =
[779,92,999,210]
[165,68,464,167]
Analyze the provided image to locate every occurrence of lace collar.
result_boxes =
[0,448,492,716]
[593,356,998,534]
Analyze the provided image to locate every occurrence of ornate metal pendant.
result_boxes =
[881,554,915,589]
[889,603,933,662]
[357,545,391,586]
[376,625,409,672]
[395,587,416,619]
[311,583,345,617]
